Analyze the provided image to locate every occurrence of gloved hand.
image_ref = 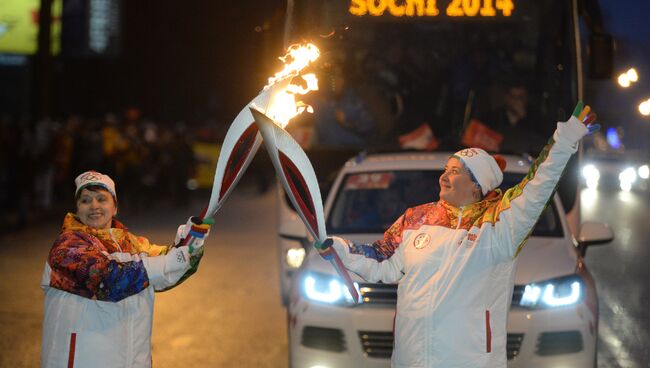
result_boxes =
[174,216,213,254]
[141,246,191,289]
[553,101,599,149]
[313,237,335,261]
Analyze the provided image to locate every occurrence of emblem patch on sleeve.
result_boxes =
[413,233,431,249]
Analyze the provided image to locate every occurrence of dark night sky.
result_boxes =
[585,0,650,150]
[53,0,650,135]
[58,0,286,122]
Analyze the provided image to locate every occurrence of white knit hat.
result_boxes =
[452,148,506,196]
[75,170,117,200]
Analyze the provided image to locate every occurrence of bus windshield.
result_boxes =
[289,0,578,154]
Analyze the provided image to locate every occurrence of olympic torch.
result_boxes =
[177,43,320,247]
[249,106,361,304]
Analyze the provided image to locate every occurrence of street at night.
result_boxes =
[2,0,650,367]
[0,185,288,368]
[1,183,649,367]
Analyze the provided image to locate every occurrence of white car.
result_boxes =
[277,151,613,368]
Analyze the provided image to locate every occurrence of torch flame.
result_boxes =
[264,43,320,128]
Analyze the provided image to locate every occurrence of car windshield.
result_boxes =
[327,170,563,237]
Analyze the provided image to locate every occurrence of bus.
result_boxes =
[282,0,613,234]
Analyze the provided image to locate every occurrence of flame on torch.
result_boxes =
[264,43,320,128]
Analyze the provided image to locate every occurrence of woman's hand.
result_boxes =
[553,101,599,149]
[174,216,213,254]
[572,101,600,134]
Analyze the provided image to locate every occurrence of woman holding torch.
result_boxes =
[40,170,210,368]
[317,104,598,367]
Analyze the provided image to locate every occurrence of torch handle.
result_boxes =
[319,245,360,304]
[175,206,213,248]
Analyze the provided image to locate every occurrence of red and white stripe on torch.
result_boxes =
[202,78,292,219]
[250,106,361,304]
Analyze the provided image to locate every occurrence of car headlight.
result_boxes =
[302,272,361,306]
[581,164,600,189]
[638,164,649,180]
[519,275,583,309]
[619,167,637,192]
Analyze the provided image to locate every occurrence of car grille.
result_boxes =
[536,331,583,356]
[510,285,525,306]
[507,333,525,360]
[301,326,346,352]
[359,283,526,307]
[358,283,398,304]
[357,331,525,360]
[358,331,393,359]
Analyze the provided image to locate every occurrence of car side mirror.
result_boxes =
[577,221,614,256]
[588,32,614,79]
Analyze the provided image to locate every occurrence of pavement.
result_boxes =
[0,184,288,368]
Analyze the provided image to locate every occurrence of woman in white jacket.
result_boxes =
[318,103,598,367]
[41,170,210,368]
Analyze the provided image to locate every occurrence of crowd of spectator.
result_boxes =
[0,109,223,232]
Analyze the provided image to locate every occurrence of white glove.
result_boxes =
[141,246,191,290]
[553,102,599,151]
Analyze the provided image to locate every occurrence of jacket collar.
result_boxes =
[439,190,503,221]
[62,212,127,235]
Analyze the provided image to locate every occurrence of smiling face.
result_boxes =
[439,157,482,207]
[76,188,117,230]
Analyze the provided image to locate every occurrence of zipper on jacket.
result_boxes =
[108,228,123,253]
[456,207,464,229]
[485,310,492,353]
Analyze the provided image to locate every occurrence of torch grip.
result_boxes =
[320,246,360,304]
[174,209,214,248]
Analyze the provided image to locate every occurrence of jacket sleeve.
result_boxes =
[486,116,587,260]
[330,213,406,283]
[126,230,204,292]
[48,231,151,302]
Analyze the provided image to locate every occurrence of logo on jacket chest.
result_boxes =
[413,233,431,249]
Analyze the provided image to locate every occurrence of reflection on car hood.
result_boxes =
[305,234,578,285]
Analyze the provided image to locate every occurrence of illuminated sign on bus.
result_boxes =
[349,0,514,18]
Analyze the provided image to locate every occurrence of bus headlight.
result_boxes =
[519,275,583,309]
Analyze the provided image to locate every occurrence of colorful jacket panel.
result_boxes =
[331,120,582,367]
[46,213,180,302]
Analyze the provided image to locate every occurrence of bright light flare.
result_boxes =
[639,100,650,116]
[582,164,600,189]
[619,167,637,192]
[286,247,306,269]
[618,73,631,88]
[627,68,639,82]
[264,44,320,127]
[638,164,649,179]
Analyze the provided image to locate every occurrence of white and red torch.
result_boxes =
[250,107,361,304]
[177,43,320,245]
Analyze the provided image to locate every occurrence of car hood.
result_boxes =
[304,234,579,285]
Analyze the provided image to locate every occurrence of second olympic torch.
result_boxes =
[176,43,320,248]
[250,106,361,304]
